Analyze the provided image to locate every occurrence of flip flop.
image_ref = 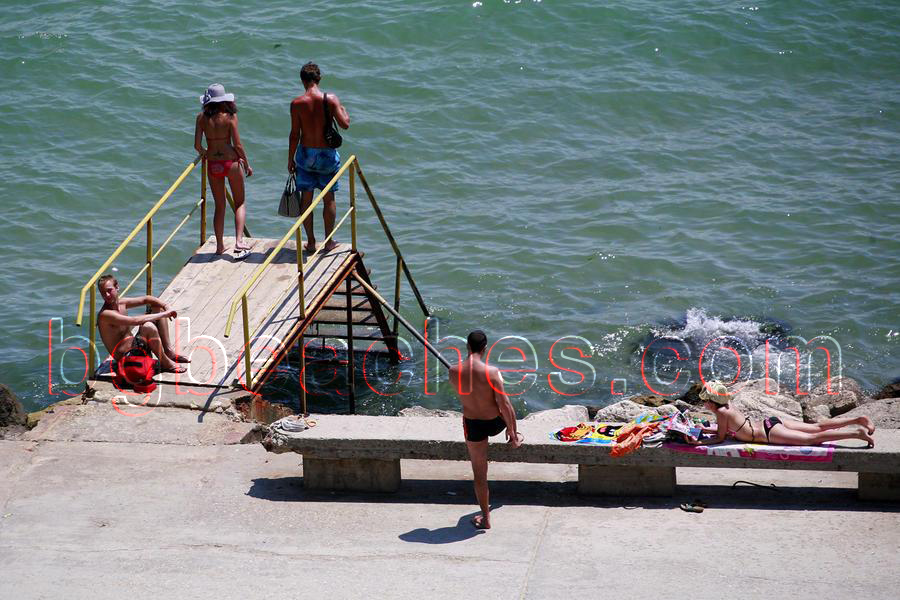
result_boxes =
[170,354,191,364]
[680,503,704,513]
[232,248,250,261]
[161,365,187,374]
[471,515,490,530]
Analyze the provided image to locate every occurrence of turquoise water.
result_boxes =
[1,1,898,414]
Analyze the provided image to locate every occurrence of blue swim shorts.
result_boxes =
[294,146,341,192]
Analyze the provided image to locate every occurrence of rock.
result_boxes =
[729,378,783,396]
[398,406,462,418]
[593,400,653,423]
[0,384,26,427]
[523,405,589,422]
[803,404,832,424]
[680,383,704,405]
[841,398,900,430]
[25,396,83,429]
[626,394,667,408]
[873,381,900,401]
[655,404,681,416]
[800,376,863,418]
[672,399,693,413]
[728,385,802,422]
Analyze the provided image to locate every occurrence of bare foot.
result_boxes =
[471,514,490,530]
[857,416,875,435]
[215,246,226,255]
[167,353,191,364]
[304,241,317,252]
[234,241,251,251]
[322,240,338,253]
[858,427,874,448]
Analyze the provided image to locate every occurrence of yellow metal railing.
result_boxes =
[223,155,428,389]
[75,155,250,371]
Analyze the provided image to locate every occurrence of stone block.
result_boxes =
[858,472,900,502]
[303,456,401,492]
[577,464,675,496]
[523,405,589,422]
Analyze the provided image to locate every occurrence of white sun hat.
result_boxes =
[200,83,235,106]
[699,380,732,405]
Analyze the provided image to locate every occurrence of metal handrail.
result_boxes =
[75,157,201,325]
[353,275,450,369]
[223,156,358,338]
[222,154,431,389]
[353,162,429,316]
[74,156,212,372]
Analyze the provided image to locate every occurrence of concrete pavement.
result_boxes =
[1,407,898,599]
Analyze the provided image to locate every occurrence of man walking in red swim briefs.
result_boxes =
[449,330,522,530]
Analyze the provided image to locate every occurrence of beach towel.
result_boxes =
[665,441,835,463]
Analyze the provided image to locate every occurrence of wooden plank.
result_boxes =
[120,237,361,393]
[242,251,358,390]
[171,239,319,387]
[155,238,284,386]
[208,245,355,388]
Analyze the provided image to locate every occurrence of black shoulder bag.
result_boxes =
[323,92,343,149]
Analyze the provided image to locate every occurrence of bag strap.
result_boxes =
[323,92,330,120]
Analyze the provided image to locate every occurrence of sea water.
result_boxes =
[1,0,897,414]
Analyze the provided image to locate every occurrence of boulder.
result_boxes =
[728,385,802,422]
[680,382,704,406]
[655,404,681,416]
[800,376,863,418]
[593,400,652,423]
[26,396,83,429]
[523,405,589,422]
[873,381,900,401]
[841,398,900,430]
[0,384,26,427]
[627,394,667,408]
[398,406,462,418]
[672,399,694,413]
[728,377,783,396]
[803,404,832,424]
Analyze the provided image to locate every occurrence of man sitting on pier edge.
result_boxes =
[96,274,189,375]
[449,330,522,530]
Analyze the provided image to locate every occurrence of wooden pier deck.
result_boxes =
[94,236,386,394]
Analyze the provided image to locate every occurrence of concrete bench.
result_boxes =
[261,415,900,501]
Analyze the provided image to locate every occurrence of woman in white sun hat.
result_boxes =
[194,83,253,260]
[691,380,875,447]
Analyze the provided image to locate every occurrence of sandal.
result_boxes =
[232,248,250,261]
[680,503,704,513]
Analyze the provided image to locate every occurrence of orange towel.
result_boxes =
[611,421,661,457]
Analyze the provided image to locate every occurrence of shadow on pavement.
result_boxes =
[246,477,899,513]
[398,508,501,544]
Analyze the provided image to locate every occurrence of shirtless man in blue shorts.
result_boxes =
[449,330,522,529]
[288,62,351,253]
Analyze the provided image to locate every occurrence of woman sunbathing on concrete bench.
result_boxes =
[691,380,875,448]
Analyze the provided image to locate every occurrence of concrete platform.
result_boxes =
[22,401,261,446]
[263,415,900,498]
[0,437,898,600]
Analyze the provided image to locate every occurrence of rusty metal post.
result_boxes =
[346,276,356,414]
[300,338,308,416]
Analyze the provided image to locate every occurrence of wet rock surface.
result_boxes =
[0,383,26,428]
